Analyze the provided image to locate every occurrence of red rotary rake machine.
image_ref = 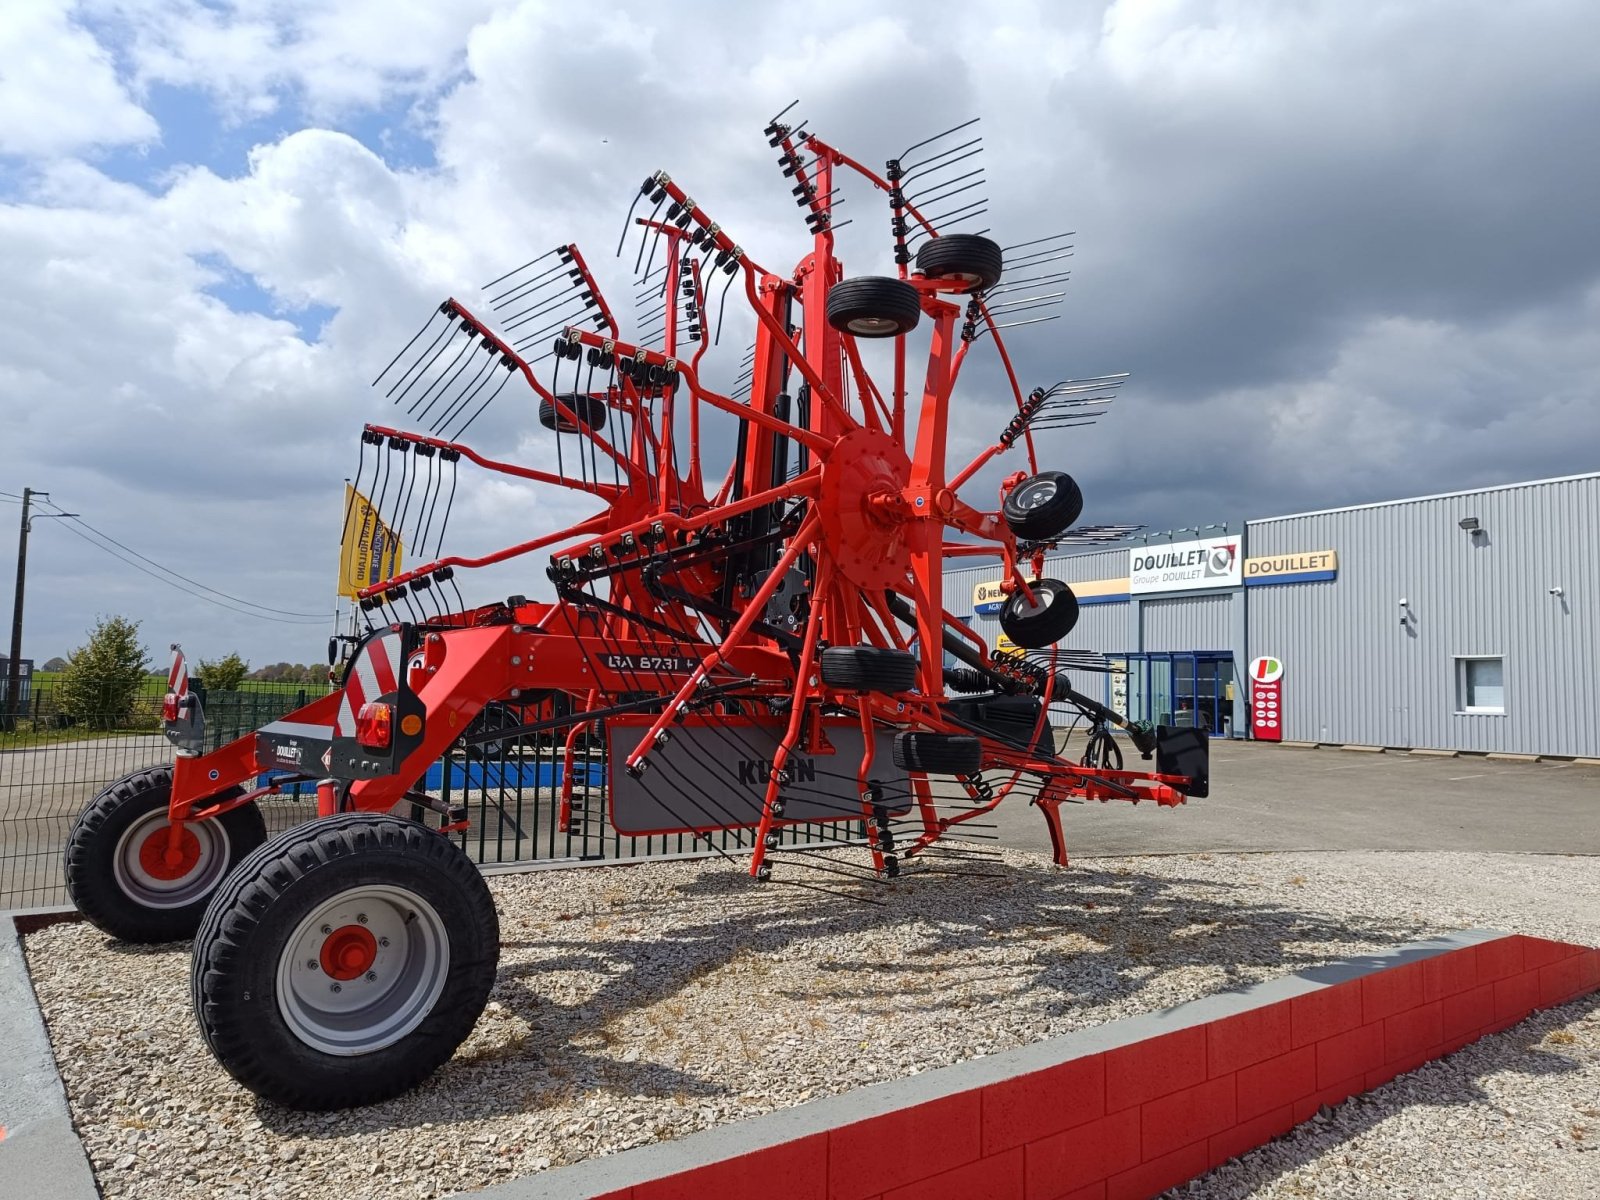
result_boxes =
[64,108,1208,1109]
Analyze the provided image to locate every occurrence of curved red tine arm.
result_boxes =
[357,512,611,601]
[363,423,627,500]
[445,298,647,488]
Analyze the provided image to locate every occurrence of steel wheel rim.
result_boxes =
[1017,586,1056,617]
[276,884,450,1056]
[112,810,230,909]
[1016,478,1057,508]
[847,315,900,335]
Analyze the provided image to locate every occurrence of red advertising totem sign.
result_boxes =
[1249,655,1283,741]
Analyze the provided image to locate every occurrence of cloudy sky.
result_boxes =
[3,0,1598,667]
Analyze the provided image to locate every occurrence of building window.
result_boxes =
[1456,656,1505,714]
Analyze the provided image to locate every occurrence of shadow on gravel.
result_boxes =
[1181,992,1600,1199]
[247,854,1438,1136]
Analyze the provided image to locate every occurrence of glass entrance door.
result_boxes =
[1112,651,1235,737]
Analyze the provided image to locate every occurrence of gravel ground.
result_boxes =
[22,849,1600,1200]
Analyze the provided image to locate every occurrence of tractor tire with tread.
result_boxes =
[819,646,919,693]
[64,765,266,943]
[191,811,498,1111]
[539,393,608,432]
[826,277,923,338]
[999,578,1080,649]
[915,234,1005,293]
[1002,471,1084,542]
[892,732,983,775]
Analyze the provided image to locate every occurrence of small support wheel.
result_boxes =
[914,234,1004,293]
[191,812,499,1110]
[1002,471,1084,541]
[826,277,922,338]
[539,393,608,432]
[64,765,266,943]
[891,732,983,774]
[818,646,919,693]
[999,578,1079,648]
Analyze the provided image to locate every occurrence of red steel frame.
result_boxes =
[151,124,1193,886]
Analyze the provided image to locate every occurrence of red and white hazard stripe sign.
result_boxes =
[168,644,189,700]
[335,631,403,736]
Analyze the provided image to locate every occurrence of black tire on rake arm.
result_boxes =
[1002,471,1083,541]
[64,765,266,943]
[539,393,608,432]
[892,732,983,775]
[915,233,1005,293]
[819,646,919,693]
[999,578,1080,649]
[191,812,499,1111]
[825,277,923,338]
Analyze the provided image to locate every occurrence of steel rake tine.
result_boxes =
[386,317,457,401]
[899,115,981,161]
[482,247,559,291]
[1000,231,1076,255]
[902,138,984,182]
[371,310,441,388]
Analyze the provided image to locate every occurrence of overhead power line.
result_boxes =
[45,512,330,627]
[37,498,331,621]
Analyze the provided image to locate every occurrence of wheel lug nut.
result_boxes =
[306,960,319,971]
[330,983,342,993]
[378,937,390,948]
[366,971,377,982]
[356,913,368,925]
[320,925,332,935]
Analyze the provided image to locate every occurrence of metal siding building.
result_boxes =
[942,471,1599,756]
[1247,473,1600,756]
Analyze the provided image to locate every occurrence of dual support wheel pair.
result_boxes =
[825,234,1005,338]
[65,769,498,1110]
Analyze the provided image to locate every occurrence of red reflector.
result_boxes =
[356,701,393,750]
[162,693,179,722]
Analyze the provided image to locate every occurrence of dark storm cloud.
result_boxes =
[4,0,1599,664]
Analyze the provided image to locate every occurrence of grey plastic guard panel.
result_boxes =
[608,717,913,835]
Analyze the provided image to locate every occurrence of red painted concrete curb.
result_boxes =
[540,934,1597,1200]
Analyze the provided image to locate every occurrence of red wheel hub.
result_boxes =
[320,925,379,981]
[137,825,202,881]
[819,426,913,590]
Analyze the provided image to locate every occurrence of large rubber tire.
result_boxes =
[1003,471,1084,541]
[915,234,1004,293]
[64,765,267,943]
[192,812,498,1110]
[539,393,608,432]
[999,578,1080,649]
[892,732,982,775]
[826,277,922,338]
[819,646,919,693]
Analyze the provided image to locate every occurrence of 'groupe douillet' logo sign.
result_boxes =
[1128,537,1241,594]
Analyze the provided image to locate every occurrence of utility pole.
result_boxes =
[4,488,33,731]
[4,489,74,731]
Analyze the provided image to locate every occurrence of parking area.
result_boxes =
[989,737,1600,859]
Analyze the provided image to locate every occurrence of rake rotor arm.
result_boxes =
[444,299,646,488]
[805,135,939,239]
[361,424,628,501]
[562,243,619,337]
[356,512,612,603]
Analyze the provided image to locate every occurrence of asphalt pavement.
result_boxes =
[985,737,1600,859]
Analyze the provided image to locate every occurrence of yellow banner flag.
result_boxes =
[338,484,404,599]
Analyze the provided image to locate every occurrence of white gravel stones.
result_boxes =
[21,849,1600,1200]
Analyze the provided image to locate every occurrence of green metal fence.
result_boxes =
[2,678,852,911]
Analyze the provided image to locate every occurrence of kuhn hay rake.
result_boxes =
[64,108,1207,1110]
